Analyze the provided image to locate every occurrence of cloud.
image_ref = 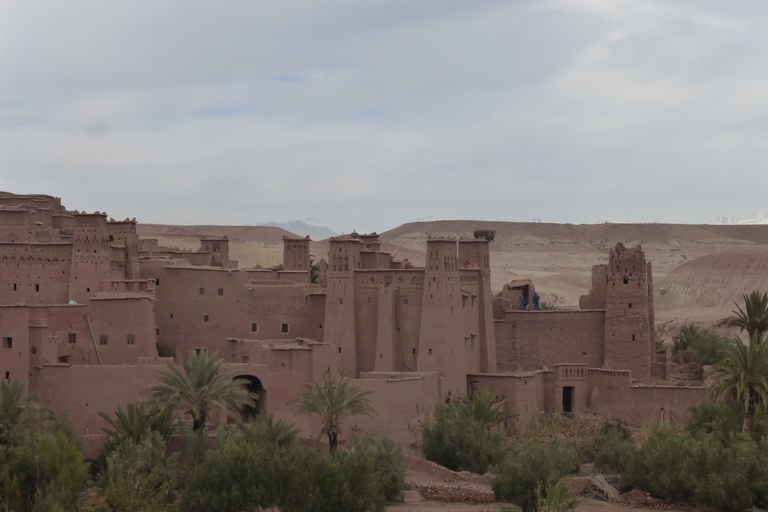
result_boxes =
[2,0,768,232]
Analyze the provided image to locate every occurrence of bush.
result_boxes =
[348,434,406,506]
[597,421,768,511]
[181,429,282,512]
[102,432,178,512]
[491,441,578,512]
[182,427,403,512]
[672,324,732,365]
[421,401,509,474]
[8,418,87,511]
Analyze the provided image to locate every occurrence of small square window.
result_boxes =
[203,315,210,323]
[218,288,224,296]
[250,322,258,333]
[199,288,205,295]
[281,323,289,333]
[68,333,76,344]
[99,335,108,345]
[2,337,12,349]
[126,334,135,345]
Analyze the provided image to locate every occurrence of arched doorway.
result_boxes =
[238,375,266,422]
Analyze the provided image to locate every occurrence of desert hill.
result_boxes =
[137,220,768,332]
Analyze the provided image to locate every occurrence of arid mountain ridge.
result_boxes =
[139,220,768,336]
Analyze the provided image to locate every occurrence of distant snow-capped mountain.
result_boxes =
[261,219,338,240]
[705,214,768,225]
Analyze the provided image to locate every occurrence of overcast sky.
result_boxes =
[2,1,768,233]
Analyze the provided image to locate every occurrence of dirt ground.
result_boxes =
[386,455,704,512]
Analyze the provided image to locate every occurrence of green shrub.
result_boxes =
[598,421,768,511]
[348,434,405,506]
[491,441,578,512]
[181,429,281,512]
[421,401,509,473]
[672,324,732,365]
[8,419,87,512]
[593,429,640,488]
[183,427,402,512]
[103,432,178,512]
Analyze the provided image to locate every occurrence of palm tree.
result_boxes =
[0,379,37,446]
[98,402,173,446]
[149,350,257,433]
[706,339,768,433]
[294,374,376,455]
[717,290,768,345]
[452,391,517,430]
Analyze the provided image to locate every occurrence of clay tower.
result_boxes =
[603,243,654,382]
[417,239,466,397]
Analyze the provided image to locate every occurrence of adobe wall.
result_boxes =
[144,263,323,358]
[27,297,157,365]
[589,370,705,426]
[0,306,30,383]
[466,372,548,424]
[0,243,73,304]
[553,364,590,415]
[494,310,605,372]
[30,363,166,440]
[353,270,425,374]
[69,214,113,303]
[0,209,34,242]
[352,373,442,445]
[579,265,608,309]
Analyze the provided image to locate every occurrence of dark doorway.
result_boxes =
[562,386,574,416]
[238,375,266,421]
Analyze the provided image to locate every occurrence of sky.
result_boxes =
[2,0,768,234]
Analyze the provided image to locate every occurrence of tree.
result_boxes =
[310,258,320,284]
[452,391,517,431]
[98,402,173,462]
[294,375,376,455]
[149,350,257,433]
[717,291,768,345]
[0,379,37,446]
[706,340,768,433]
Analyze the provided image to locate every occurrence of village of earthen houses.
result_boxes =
[0,192,707,457]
